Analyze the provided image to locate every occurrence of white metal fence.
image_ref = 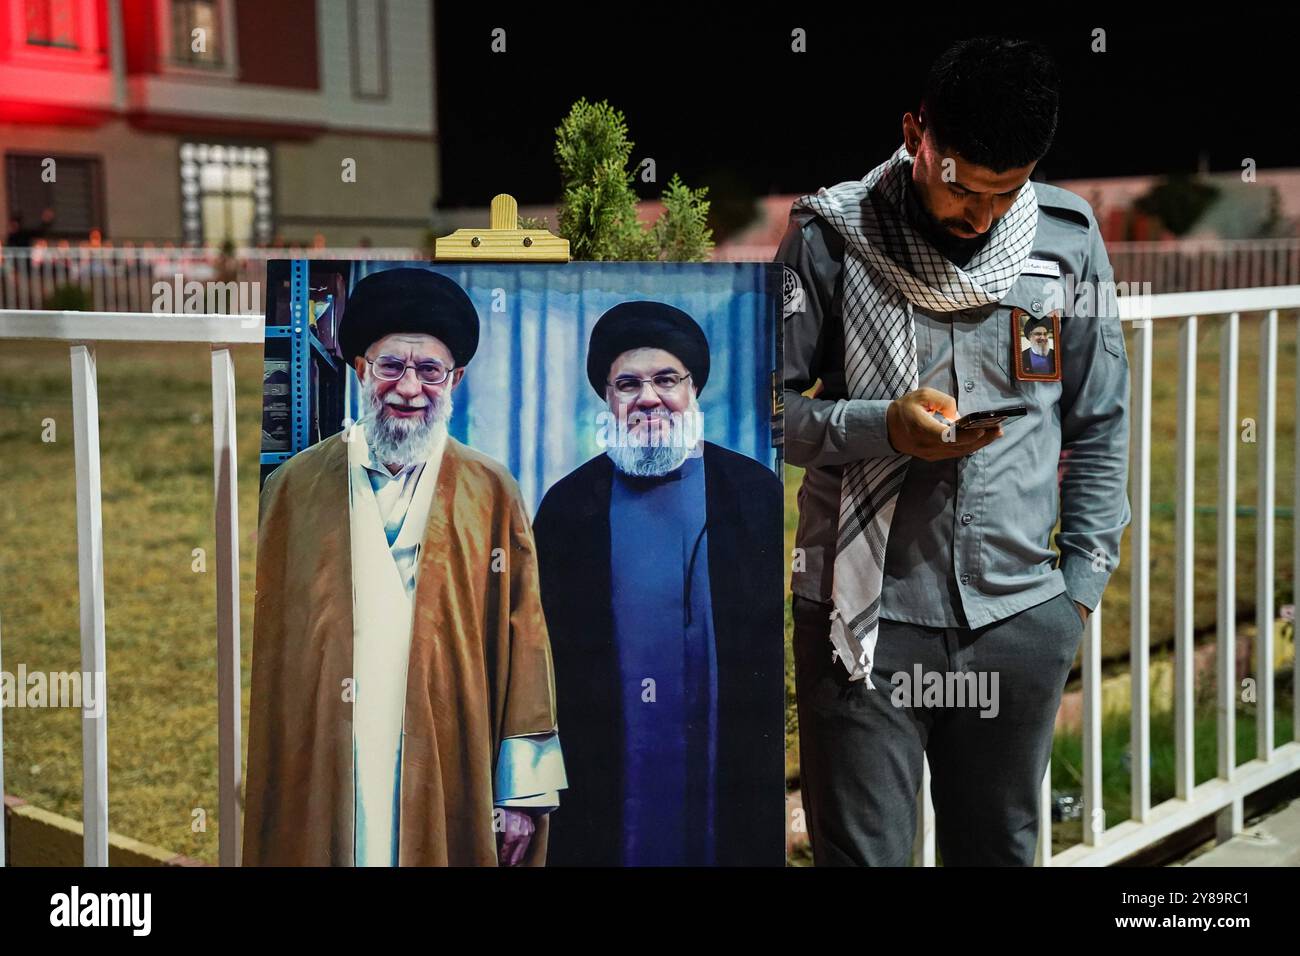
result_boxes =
[4,240,1298,307]
[1107,239,1300,294]
[1051,286,1300,866]
[0,246,422,314]
[0,309,261,867]
[912,286,1300,867]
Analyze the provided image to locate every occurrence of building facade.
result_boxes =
[0,0,437,247]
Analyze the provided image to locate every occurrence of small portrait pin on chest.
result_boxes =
[1012,308,1062,382]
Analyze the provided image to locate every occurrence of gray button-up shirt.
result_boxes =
[780,181,1132,629]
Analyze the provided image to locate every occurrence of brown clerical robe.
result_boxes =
[243,430,559,866]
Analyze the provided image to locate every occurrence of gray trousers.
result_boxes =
[792,591,1084,866]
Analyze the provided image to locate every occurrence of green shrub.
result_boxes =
[554,98,713,262]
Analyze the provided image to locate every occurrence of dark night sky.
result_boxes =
[433,10,1299,210]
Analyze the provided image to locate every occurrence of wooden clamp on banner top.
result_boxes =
[434,194,571,262]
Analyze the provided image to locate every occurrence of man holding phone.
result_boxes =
[780,37,1131,865]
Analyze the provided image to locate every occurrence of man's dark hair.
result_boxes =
[920,36,1059,172]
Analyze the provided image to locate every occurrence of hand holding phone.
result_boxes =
[885,388,1006,462]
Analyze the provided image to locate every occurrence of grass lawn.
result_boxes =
[1,340,261,862]
[1051,686,1295,854]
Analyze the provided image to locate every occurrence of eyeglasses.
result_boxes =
[607,371,691,398]
[367,356,454,385]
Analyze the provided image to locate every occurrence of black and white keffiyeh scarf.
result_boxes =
[792,145,1039,683]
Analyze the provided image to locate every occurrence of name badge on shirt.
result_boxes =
[1023,258,1062,277]
[1012,308,1062,382]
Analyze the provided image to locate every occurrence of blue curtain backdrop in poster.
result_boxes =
[346,260,780,513]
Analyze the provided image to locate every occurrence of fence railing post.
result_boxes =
[1175,315,1197,799]
[1083,604,1103,847]
[1215,311,1240,845]
[70,343,110,867]
[912,754,935,866]
[211,347,244,866]
[1036,765,1052,866]
[1130,318,1153,823]
[1256,310,1277,762]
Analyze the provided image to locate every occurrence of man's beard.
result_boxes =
[1030,339,1050,356]
[906,174,998,241]
[358,376,452,469]
[604,394,704,478]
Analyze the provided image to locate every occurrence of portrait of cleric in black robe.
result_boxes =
[1019,312,1060,380]
[532,300,785,866]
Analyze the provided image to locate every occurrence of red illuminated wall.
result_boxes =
[121,0,160,74]
[0,0,109,66]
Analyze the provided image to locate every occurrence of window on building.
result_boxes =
[5,153,104,240]
[179,143,273,247]
[25,0,77,48]
[349,0,388,99]
[171,0,224,67]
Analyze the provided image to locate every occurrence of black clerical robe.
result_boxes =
[532,441,785,866]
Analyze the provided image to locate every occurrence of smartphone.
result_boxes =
[954,405,1027,431]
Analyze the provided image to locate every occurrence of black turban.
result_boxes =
[1022,313,1052,337]
[586,301,710,397]
[338,267,480,367]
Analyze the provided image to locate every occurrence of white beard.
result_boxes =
[603,393,704,478]
[1030,340,1050,356]
[358,376,452,469]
